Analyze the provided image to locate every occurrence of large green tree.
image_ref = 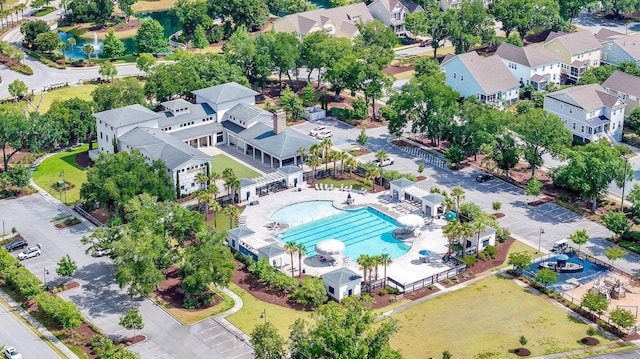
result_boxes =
[181,229,235,298]
[551,141,631,212]
[513,108,572,177]
[289,297,401,359]
[207,0,268,31]
[101,29,126,58]
[172,0,212,36]
[490,0,560,39]
[33,31,64,53]
[20,20,49,46]
[447,0,495,54]
[80,150,174,217]
[92,77,145,111]
[251,322,286,359]
[223,26,271,91]
[136,19,167,54]
[405,2,449,59]
[46,98,95,147]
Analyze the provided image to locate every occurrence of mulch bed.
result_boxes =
[86,207,113,225]
[514,348,531,356]
[383,65,414,75]
[528,197,553,206]
[493,213,505,219]
[121,335,147,347]
[154,265,221,310]
[581,337,600,346]
[74,151,93,168]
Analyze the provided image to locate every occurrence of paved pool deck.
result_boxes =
[239,184,454,284]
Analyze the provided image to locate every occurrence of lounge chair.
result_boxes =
[324,184,328,190]
[340,184,344,191]
[315,183,319,191]
[348,185,353,192]
[330,184,334,191]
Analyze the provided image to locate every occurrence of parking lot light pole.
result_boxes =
[538,227,544,254]
[621,155,629,211]
[260,309,266,324]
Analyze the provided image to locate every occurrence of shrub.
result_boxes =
[587,327,598,336]
[379,288,388,296]
[0,248,19,273]
[496,227,510,242]
[387,286,400,295]
[492,201,501,211]
[461,256,476,267]
[289,277,327,309]
[559,194,571,202]
[484,245,497,259]
[330,107,352,121]
[183,297,199,309]
[428,284,435,290]
[34,292,82,330]
[5,267,43,299]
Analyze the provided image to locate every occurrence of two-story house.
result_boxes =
[92,82,317,197]
[273,3,374,40]
[441,51,520,107]
[495,43,563,90]
[367,0,422,37]
[600,32,640,67]
[543,84,625,143]
[602,70,640,117]
[543,31,602,84]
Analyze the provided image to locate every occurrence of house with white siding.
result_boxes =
[602,71,640,117]
[273,3,374,40]
[543,31,602,84]
[495,43,562,90]
[543,84,625,143]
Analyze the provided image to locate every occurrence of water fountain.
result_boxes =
[93,32,100,50]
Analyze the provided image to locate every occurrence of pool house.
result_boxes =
[322,267,362,302]
[389,179,446,218]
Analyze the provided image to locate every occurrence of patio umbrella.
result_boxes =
[419,249,431,256]
[445,211,457,221]
[315,239,346,256]
[556,254,569,261]
[397,214,423,229]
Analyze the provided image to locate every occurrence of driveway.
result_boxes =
[0,195,253,359]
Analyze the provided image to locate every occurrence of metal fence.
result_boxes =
[73,204,104,227]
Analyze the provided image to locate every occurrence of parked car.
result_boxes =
[475,174,493,182]
[3,237,28,251]
[316,130,333,139]
[309,126,327,137]
[17,244,42,260]
[419,39,433,47]
[3,346,22,359]
[373,157,394,167]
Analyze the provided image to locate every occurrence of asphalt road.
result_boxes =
[0,301,61,359]
[585,347,640,358]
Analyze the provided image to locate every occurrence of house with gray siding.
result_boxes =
[367,0,422,36]
[602,71,640,117]
[601,32,640,66]
[543,84,625,143]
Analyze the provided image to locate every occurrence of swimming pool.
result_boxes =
[272,201,410,259]
[526,254,610,291]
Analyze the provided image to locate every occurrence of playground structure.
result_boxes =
[590,277,638,301]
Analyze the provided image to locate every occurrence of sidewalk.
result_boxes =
[0,288,79,359]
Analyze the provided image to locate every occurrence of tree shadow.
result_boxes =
[59,152,85,171]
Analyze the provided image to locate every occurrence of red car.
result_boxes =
[419,39,433,47]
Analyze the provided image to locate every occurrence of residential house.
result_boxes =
[601,32,640,66]
[439,0,461,11]
[441,51,520,107]
[273,3,374,40]
[602,70,640,117]
[543,31,602,84]
[543,84,625,143]
[367,0,423,37]
[594,28,625,42]
[495,43,562,90]
[92,82,317,197]
[322,267,362,302]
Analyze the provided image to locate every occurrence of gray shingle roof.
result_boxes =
[545,84,622,111]
[258,243,285,258]
[495,43,561,68]
[544,31,601,55]
[93,104,160,128]
[229,122,317,159]
[422,193,445,203]
[169,122,223,142]
[191,82,258,104]
[609,33,640,61]
[390,178,414,188]
[158,103,216,128]
[273,3,374,38]
[240,177,256,187]
[322,267,362,285]
[161,99,192,111]
[278,165,303,175]
[228,226,255,238]
[595,28,625,42]
[446,51,520,94]
[602,71,640,98]
[117,127,209,170]
[225,103,272,128]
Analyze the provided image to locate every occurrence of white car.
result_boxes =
[17,244,42,260]
[316,130,333,140]
[373,157,394,167]
[309,126,327,137]
[3,346,22,359]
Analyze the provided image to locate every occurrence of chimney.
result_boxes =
[273,109,286,135]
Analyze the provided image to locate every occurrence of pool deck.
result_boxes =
[239,184,453,284]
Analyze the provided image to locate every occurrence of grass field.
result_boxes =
[226,282,312,338]
[390,276,613,358]
[32,145,89,205]
[36,85,97,113]
[132,0,176,13]
[212,154,261,179]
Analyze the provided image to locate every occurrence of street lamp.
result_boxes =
[537,227,544,254]
[621,155,630,211]
[43,268,50,289]
[59,169,67,204]
[260,309,266,324]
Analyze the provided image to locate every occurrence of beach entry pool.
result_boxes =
[272,201,410,259]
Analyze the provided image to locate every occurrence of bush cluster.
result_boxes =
[89,335,140,359]
[34,292,83,330]
[248,258,297,293]
[4,266,43,299]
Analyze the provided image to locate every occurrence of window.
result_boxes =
[191,183,195,187]
[482,239,489,248]
[569,108,573,114]
[560,104,564,110]
[572,123,576,129]
[453,72,457,79]
[461,75,464,81]
[328,286,335,294]
[100,132,103,139]
[581,125,584,133]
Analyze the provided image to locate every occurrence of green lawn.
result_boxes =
[32,145,89,205]
[212,154,261,179]
[317,177,370,191]
[226,282,312,338]
[36,85,97,114]
[390,276,613,358]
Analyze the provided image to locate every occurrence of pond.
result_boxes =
[58,10,180,59]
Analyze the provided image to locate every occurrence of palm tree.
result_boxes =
[375,150,388,163]
[224,176,236,195]
[82,44,94,63]
[67,37,76,58]
[309,143,322,157]
[459,222,475,257]
[344,157,357,178]
[357,254,371,290]
[443,221,460,255]
[195,172,209,190]
[195,190,210,214]
[471,214,490,256]
[320,137,332,161]
[336,151,348,175]
[208,183,220,202]
[294,243,307,278]
[209,200,222,228]
[223,205,240,229]
[307,155,321,184]
[379,253,392,284]
[327,150,338,176]
[451,187,466,221]
[284,241,297,277]
[371,255,382,281]
[296,147,307,167]
[0,0,6,12]
[365,164,381,192]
